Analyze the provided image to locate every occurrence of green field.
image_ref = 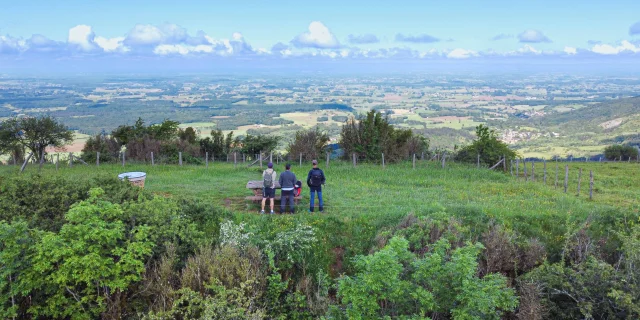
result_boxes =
[4,160,638,252]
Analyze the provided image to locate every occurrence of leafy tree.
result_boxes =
[454,125,517,166]
[604,144,638,161]
[179,127,197,144]
[200,129,230,158]
[287,127,330,161]
[81,133,120,163]
[339,110,428,163]
[111,118,179,145]
[0,115,74,161]
[238,134,280,156]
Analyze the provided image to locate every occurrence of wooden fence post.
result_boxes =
[510,160,513,176]
[259,152,263,168]
[531,162,535,181]
[421,152,424,161]
[477,154,480,169]
[524,160,528,182]
[555,162,558,189]
[122,152,125,167]
[38,151,44,172]
[56,153,59,171]
[20,153,33,173]
[543,160,547,184]
[12,154,16,166]
[205,152,209,168]
[151,152,155,166]
[70,152,74,168]
[243,153,246,164]
[326,152,330,168]
[589,171,594,200]
[577,168,582,196]
[97,152,100,166]
[352,153,356,168]
[564,165,569,193]
[234,152,237,169]
[299,153,302,167]
[179,152,182,166]
[503,155,506,172]
[442,153,446,169]
[270,152,273,163]
[413,154,416,170]
[382,153,385,169]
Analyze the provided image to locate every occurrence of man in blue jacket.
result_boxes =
[278,163,297,214]
[307,160,326,212]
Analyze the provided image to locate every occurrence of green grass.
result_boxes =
[3,160,637,262]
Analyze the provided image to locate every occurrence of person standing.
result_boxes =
[279,163,297,213]
[261,162,277,214]
[307,159,326,212]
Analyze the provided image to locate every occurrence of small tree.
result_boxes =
[179,127,198,144]
[287,127,330,161]
[454,125,516,166]
[238,134,280,156]
[604,145,638,161]
[81,133,120,163]
[0,116,74,161]
[339,110,428,163]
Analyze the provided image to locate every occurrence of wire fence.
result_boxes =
[11,149,637,202]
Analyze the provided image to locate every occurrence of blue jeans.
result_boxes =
[310,189,323,212]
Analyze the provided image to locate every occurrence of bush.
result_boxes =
[604,144,639,161]
[287,127,330,161]
[337,236,518,318]
[81,133,120,163]
[455,124,517,166]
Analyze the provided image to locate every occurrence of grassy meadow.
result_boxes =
[3,159,638,264]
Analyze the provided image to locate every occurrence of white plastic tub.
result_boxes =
[117,172,147,188]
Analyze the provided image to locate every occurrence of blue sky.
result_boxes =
[1,0,640,72]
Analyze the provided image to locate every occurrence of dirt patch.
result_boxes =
[224,198,232,207]
[46,141,85,153]
[330,247,345,277]
[211,116,230,119]
[383,94,403,101]
[599,118,624,130]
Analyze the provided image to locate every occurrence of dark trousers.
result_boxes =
[280,190,295,213]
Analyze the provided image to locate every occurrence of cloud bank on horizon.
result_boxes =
[1,20,640,64]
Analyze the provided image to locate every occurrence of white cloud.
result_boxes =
[125,24,165,46]
[291,21,340,49]
[0,35,27,53]
[447,48,477,59]
[591,41,640,55]
[564,46,577,55]
[68,25,96,51]
[518,30,551,43]
[154,44,216,55]
[95,36,127,52]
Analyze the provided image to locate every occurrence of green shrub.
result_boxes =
[454,124,517,166]
[337,236,518,319]
[604,144,638,161]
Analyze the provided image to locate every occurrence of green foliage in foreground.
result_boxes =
[338,237,518,319]
[0,160,639,319]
